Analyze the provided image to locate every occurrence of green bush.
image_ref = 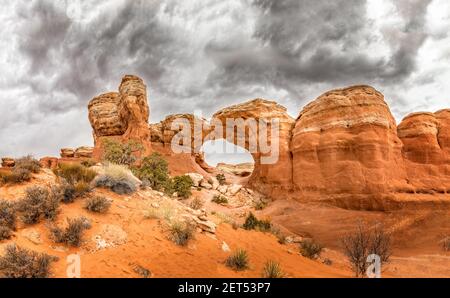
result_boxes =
[168,221,195,246]
[216,174,226,185]
[262,260,285,278]
[172,175,194,199]
[133,153,171,192]
[0,244,57,278]
[49,217,92,247]
[103,139,144,166]
[212,195,228,205]
[16,186,61,224]
[226,249,249,271]
[299,239,323,259]
[84,196,111,213]
[53,163,96,185]
[243,212,272,232]
[94,164,137,195]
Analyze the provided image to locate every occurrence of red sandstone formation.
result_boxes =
[86,76,450,209]
[88,75,151,159]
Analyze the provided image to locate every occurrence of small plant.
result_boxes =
[254,200,268,210]
[341,222,391,277]
[133,153,171,192]
[299,239,323,259]
[49,217,92,247]
[172,175,194,199]
[262,260,285,278]
[94,164,137,195]
[16,186,60,224]
[103,139,144,166]
[189,197,204,210]
[80,159,97,167]
[212,195,228,205]
[168,221,195,246]
[243,212,272,232]
[0,244,57,278]
[84,196,111,213]
[0,226,13,240]
[216,173,226,185]
[226,249,249,271]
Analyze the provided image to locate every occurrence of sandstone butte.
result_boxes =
[36,75,449,210]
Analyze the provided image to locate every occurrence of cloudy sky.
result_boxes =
[0,0,449,164]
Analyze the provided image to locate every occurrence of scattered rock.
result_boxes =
[210,177,220,190]
[200,180,213,189]
[186,173,204,187]
[193,217,217,234]
[227,184,243,196]
[221,241,231,252]
[21,229,42,245]
[217,185,228,194]
[93,224,128,251]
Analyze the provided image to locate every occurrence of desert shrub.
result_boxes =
[14,156,41,173]
[0,200,17,231]
[53,163,96,185]
[0,156,41,185]
[299,239,323,259]
[341,223,391,277]
[103,139,144,166]
[216,173,226,185]
[84,196,111,213]
[1,168,32,184]
[189,197,204,210]
[243,212,272,232]
[226,249,249,271]
[50,217,92,247]
[212,195,228,205]
[254,200,268,210]
[133,153,171,192]
[80,159,97,167]
[172,175,194,199]
[0,226,13,240]
[168,221,195,246]
[94,164,137,195]
[262,260,284,278]
[16,186,60,224]
[0,244,57,278]
[53,163,96,201]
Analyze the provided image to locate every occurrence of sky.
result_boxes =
[0,0,449,165]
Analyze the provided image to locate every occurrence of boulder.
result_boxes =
[200,180,213,190]
[227,184,243,196]
[74,146,94,158]
[60,148,75,158]
[186,173,204,187]
[1,157,15,168]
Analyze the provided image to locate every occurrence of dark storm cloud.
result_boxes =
[0,0,447,158]
[206,0,434,102]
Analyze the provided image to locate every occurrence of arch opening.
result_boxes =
[201,139,255,181]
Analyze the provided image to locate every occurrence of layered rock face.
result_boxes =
[85,76,450,209]
[88,75,151,158]
[291,86,410,203]
[398,110,450,193]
